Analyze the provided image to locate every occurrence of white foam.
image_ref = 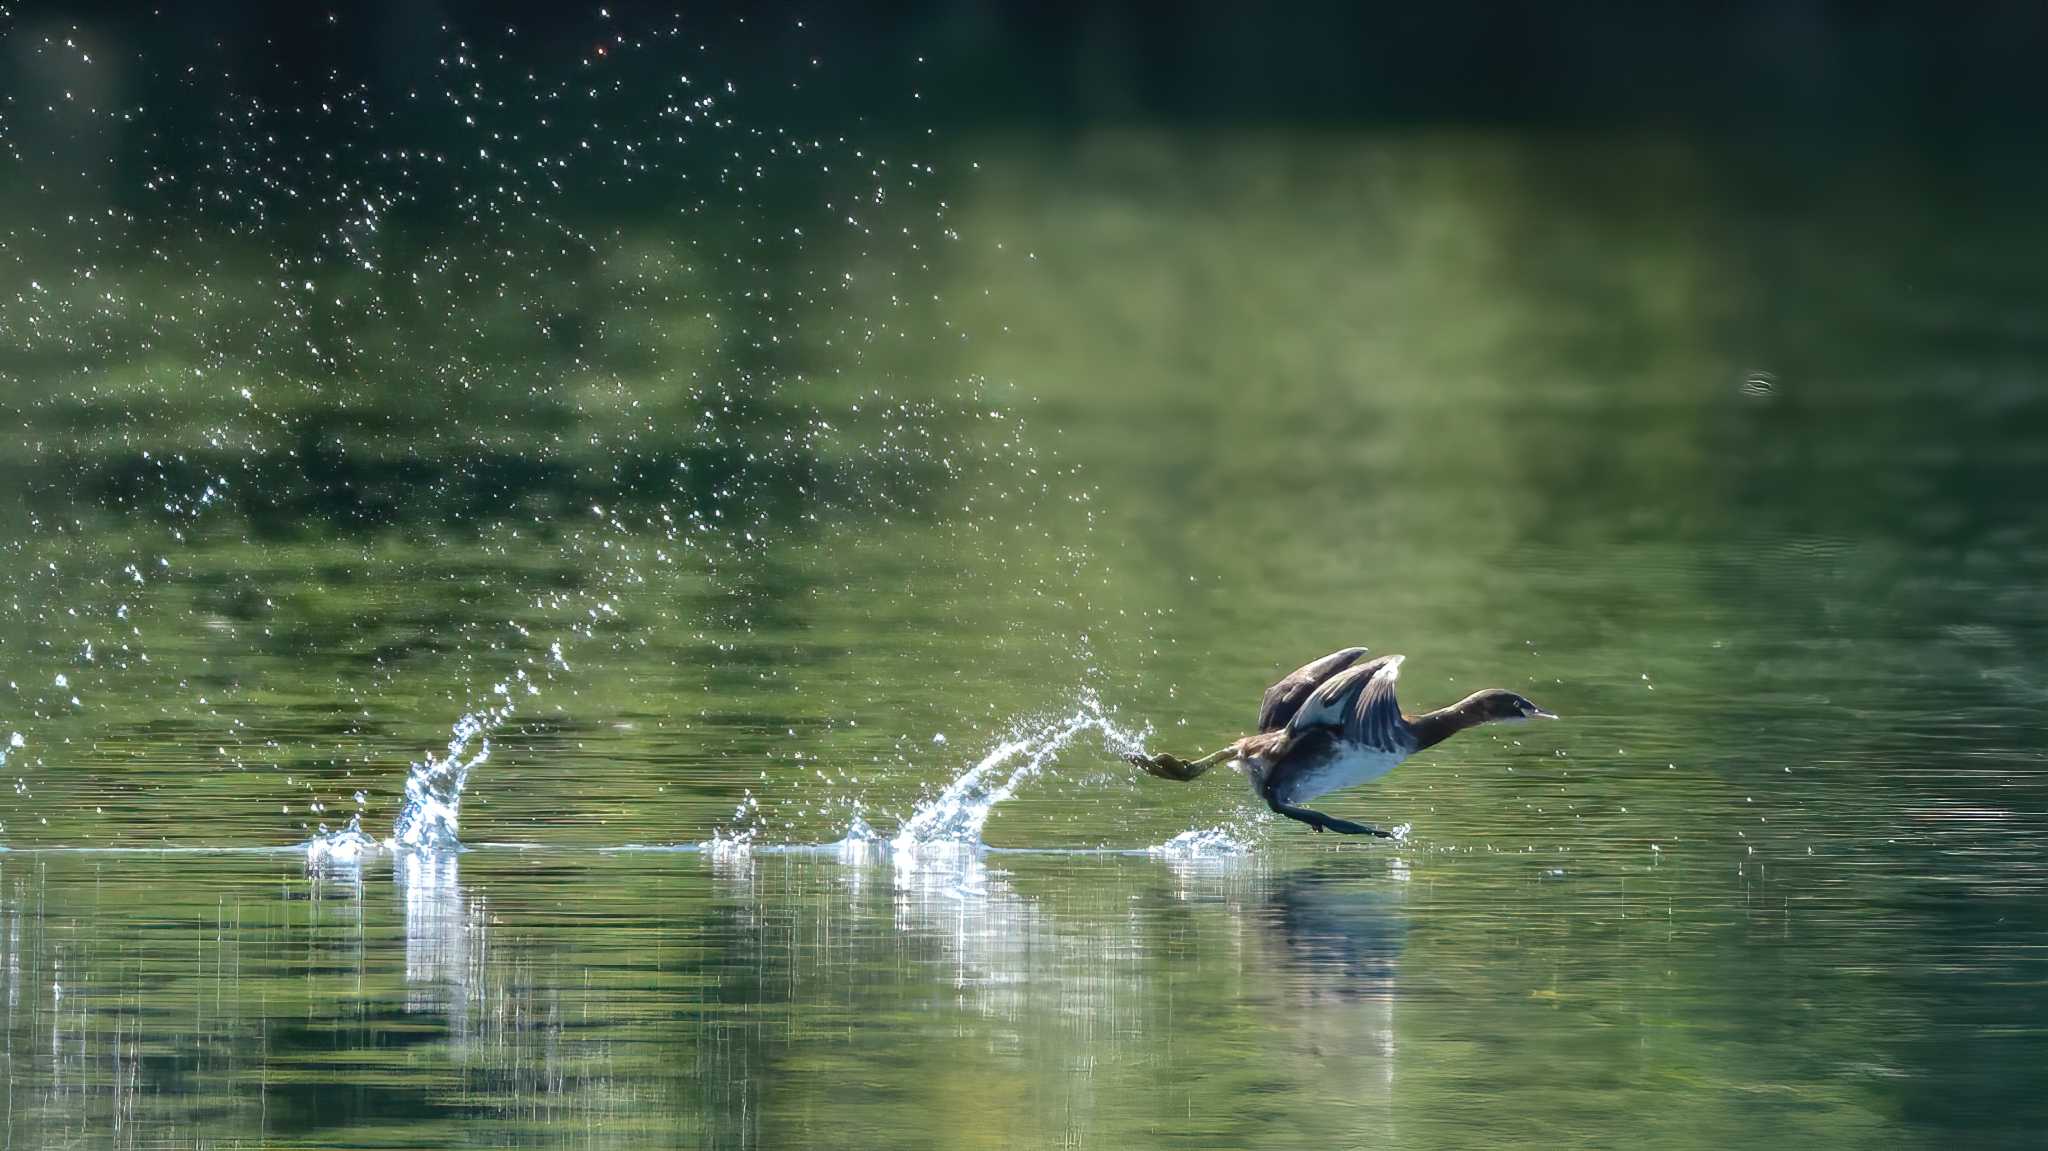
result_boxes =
[1147,825,1253,860]
[701,826,758,881]
[305,814,379,870]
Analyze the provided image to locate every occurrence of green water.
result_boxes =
[5,11,2048,1148]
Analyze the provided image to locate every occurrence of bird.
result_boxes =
[1125,647,1556,836]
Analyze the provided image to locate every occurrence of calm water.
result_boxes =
[4,8,2048,1148]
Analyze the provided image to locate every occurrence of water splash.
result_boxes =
[307,700,513,865]
[703,827,758,886]
[305,813,379,871]
[1148,825,1254,860]
[0,732,20,827]
[831,813,888,865]
[889,690,1144,853]
[698,787,765,870]
[389,703,511,851]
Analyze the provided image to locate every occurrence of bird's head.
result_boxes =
[1467,689,1559,724]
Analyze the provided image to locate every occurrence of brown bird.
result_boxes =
[1126,647,1556,836]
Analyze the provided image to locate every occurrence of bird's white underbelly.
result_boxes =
[1274,747,1407,805]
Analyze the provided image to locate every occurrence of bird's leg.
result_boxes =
[1124,744,1236,782]
[1269,802,1392,838]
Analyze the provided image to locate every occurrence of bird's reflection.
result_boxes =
[1245,855,1410,1101]
[1258,858,1409,997]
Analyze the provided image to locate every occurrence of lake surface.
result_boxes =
[4,8,2048,1148]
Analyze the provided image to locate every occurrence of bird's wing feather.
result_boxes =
[1284,654,1401,735]
[1258,646,1369,733]
[1344,654,1412,754]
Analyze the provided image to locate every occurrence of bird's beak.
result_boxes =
[1528,707,1560,720]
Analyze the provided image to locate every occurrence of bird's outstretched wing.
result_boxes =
[1345,655,1413,754]
[1283,654,1404,740]
[1257,646,1370,733]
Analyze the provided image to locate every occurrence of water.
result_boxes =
[5,6,2048,1148]
[889,691,1141,851]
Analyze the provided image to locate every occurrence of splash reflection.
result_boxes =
[0,849,1420,1148]
[887,844,1054,1014]
[398,850,482,1026]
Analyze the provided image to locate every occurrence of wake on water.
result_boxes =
[703,690,1264,864]
[308,687,1270,870]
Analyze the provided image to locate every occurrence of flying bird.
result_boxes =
[1126,647,1556,836]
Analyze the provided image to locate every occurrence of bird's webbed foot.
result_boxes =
[1271,803,1393,838]
[1125,747,1230,782]
[1125,752,1200,782]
